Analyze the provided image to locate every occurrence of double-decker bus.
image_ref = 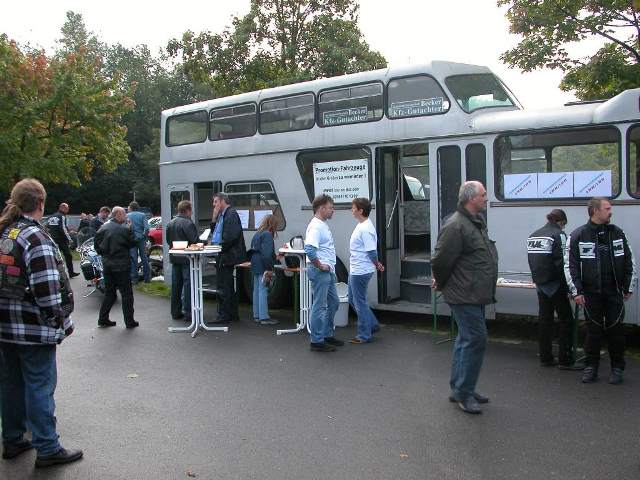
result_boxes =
[159,60,640,323]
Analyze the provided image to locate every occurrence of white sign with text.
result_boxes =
[537,172,573,198]
[573,170,612,197]
[504,173,538,199]
[313,159,369,202]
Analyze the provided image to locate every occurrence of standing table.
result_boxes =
[168,249,229,338]
[277,248,310,335]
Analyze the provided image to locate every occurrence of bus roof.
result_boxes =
[471,88,640,134]
[161,60,497,117]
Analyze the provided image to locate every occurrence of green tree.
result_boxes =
[0,14,133,192]
[167,0,386,96]
[498,0,640,99]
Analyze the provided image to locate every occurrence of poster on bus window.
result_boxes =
[504,173,538,199]
[537,172,573,198]
[573,170,612,197]
[313,159,369,202]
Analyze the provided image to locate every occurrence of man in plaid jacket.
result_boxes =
[0,179,83,468]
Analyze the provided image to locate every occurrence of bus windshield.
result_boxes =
[445,73,515,113]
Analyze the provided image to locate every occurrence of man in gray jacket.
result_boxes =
[432,181,498,414]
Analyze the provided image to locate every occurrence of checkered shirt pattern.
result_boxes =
[0,216,74,345]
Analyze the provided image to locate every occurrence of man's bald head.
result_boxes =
[111,206,127,223]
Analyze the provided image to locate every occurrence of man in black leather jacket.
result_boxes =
[527,209,578,369]
[565,198,636,384]
[47,203,79,277]
[166,200,199,321]
[94,206,138,328]
[209,193,246,323]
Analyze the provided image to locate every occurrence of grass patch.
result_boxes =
[135,281,170,298]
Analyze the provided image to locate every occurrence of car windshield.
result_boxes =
[445,73,515,113]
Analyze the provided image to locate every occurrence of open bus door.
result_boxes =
[376,147,401,302]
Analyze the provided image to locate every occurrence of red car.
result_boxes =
[148,216,162,246]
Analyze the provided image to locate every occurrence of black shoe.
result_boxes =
[449,392,489,404]
[2,439,34,459]
[35,447,83,468]
[310,342,336,352]
[582,366,598,383]
[541,359,559,367]
[609,368,624,385]
[125,321,139,329]
[171,314,185,320]
[324,337,344,347]
[457,396,482,414]
[69,272,80,278]
[558,362,583,371]
[97,320,116,327]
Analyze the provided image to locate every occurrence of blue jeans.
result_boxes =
[253,273,269,320]
[348,273,378,341]
[308,267,339,344]
[171,263,191,319]
[449,304,487,400]
[0,343,61,455]
[130,237,150,282]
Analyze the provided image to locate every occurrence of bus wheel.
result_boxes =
[242,269,292,309]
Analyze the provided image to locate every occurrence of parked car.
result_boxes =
[148,216,162,245]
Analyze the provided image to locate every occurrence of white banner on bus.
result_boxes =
[504,173,538,199]
[574,170,612,197]
[313,159,369,202]
[537,172,573,198]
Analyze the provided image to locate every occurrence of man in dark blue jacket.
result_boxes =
[166,200,199,321]
[209,193,246,323]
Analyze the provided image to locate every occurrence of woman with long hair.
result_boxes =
[250,214,279,325]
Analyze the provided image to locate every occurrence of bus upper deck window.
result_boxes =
[445,74,516,113]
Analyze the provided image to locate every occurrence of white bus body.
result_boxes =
[160,61,640,323]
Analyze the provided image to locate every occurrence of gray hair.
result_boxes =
[213,192,230,204]
[458,181,483,205]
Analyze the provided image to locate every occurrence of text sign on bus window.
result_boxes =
[389,97,444,117]
[313,159,369,202]
[322,107,368,126]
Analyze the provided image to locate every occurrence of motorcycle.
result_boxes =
[78,237,105,297]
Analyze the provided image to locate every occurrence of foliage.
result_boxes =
[498,0,640,99]
[167,0,386,96]
[40,15,214,214]
[0,13,133,192]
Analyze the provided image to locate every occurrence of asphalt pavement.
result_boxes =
[2,272,639,480]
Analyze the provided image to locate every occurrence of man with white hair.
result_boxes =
[94,206,138,328]
[432,181,498,414]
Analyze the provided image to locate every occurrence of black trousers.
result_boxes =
[537,287,574,364]
[99,266,135,325]
[216,264,238,321]
[583,292,625,370]
[55,239,76,275]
